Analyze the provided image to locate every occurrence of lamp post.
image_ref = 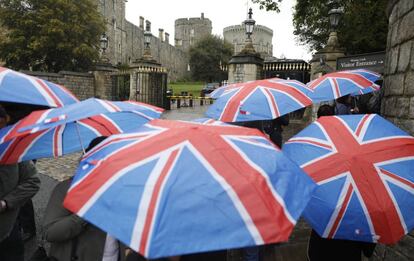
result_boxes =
[245,8,255,39]
[142,21,153,60]
[241,8,256,54]
[100,32,109,63]
[328,0,344,32]
[325,0,344,49]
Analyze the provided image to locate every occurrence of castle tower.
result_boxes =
[223,24,273,59]
[174,13,212,52]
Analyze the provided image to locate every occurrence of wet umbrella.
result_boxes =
[0,66,79,107]
[0,98,164,163]
[63,119,316,258]
[205,78,313,122]
[307,69,381,103]
[283,114,414,244]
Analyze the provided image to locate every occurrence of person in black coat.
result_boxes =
[263,115,289,148]
[307,230,376,261]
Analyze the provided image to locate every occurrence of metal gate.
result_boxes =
[112,73,130,101]
[134,67,168,108]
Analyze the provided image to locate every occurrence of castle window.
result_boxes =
[176,39,182,46]
[190,29,194,36]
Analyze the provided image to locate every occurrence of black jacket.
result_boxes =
[307,230,376,261]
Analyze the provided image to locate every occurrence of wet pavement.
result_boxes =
[25,104,312,261]
[162,103,210,120]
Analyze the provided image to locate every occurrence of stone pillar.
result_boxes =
[309,32,345,81]
[159,28,164,42]
[227,40,264,83]
[139,16,144,29]
[165,33,170,44]
[305,31,346,122]
[93,63,116,99]
[227,54,263,83]
[380,0,414,137]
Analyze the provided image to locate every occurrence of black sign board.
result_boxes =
[336,51,385,73]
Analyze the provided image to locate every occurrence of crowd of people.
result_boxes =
[0,91,380,261]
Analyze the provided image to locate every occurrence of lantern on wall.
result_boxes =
[100,33,109,52]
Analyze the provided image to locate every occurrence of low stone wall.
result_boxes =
[22,70,96,101]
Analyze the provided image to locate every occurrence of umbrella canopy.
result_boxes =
[0,98,163,163]
[283,114,414,244]
[0,112,151,164]
[0,98,163,140]
[205,78,313,122]
[307,69,381,102]
[0,66,79,107]
[63,119,316,258]
[209,82,247,99]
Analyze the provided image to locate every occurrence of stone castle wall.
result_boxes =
[381,0,414,135]
[123,21,189,82]
[374,0,414,259]
[95,0,189,81]
[174,14,212,52]
[223,24,273,58]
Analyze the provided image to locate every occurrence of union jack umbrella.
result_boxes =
[1,98,163,140]
[191,117,228,125]
[283,114,414,244]
[0,99,163,163]
[209,81,247,99]
[0,113,152,164]
[0,66,79,107]
[206,78,313,122]
[307,69,381,102]
[63,119,316,258]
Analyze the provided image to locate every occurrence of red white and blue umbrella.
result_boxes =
[0,99,164,163]
[0,66,79,107]
[0,112,152,164]
[206,78,313,122]
[307,69,381,102]
[63,119,316,258]
[283,114,414,244]
[1,98,163,139]
[209,81,247,99]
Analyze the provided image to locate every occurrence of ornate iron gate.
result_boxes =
[112,73,130,101]
[133,67,168,108]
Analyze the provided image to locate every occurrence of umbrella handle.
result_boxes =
[75,121,86,154]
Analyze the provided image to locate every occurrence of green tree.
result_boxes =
[252,0,388,54]
[0,0,105,72]
[189,35,233,83]
[252,0,282,12]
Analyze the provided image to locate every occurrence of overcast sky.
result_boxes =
[125,0,312,61]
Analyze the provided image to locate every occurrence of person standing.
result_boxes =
[0,105,41,261]
[4,102,44,242]
[43,136,127,261]
[263,115,289,148]
[335,95,359,115]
